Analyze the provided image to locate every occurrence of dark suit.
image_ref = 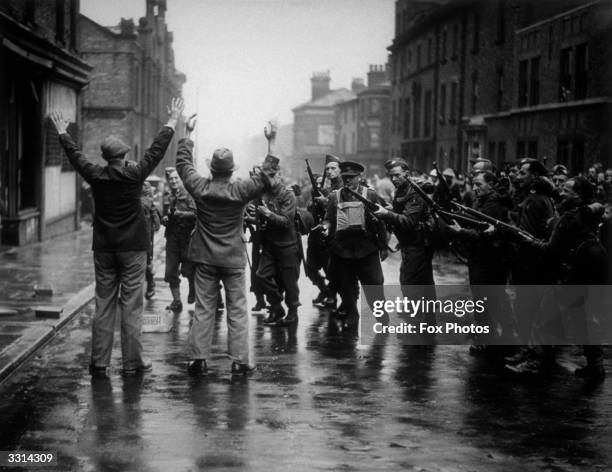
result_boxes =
[59,126,174,370]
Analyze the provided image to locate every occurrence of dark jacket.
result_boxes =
[260,184,298,247]
[378,181,432,248]
[163,186,196,238]
[175,138,270,268]
[59,127,174,252]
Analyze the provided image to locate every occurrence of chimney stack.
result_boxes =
[367,64,388,88]
[311,71,331,101]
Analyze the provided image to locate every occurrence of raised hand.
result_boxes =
[166,97,185,129]
[185,113,197,134]
[49,111,70,135]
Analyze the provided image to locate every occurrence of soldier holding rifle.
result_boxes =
[321,161,387,331]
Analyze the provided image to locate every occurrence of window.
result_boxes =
[498,142,506,164]
[413,88,421,138]
[452,24,458,59]
[441,29,447,62]
[489,142,496,162]
[497,67,504,111]
[56,0,65,44]
[516,141,526,160]
[471,71,478,115]
[69,0,77,49]
[574,43,588,99]
[450,82,457,123]
[518,60,528,106]
[529,57,540,105]
[440,83,446,123]
[472,13,480,53]
[496,0,506,44]
[403,98,411,139]
[560,47,572,101]
[427,37,432,65]
[417,45,422,69]
[424,90,432,137]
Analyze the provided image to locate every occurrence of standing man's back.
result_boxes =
[175,115,273,376]
[51,98,184,378]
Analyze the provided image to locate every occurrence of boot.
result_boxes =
[312,290,326,306]
[263,303,285,325]
[187,278,195,304]
[252,295,267,312]
[145,279,156,300]
[217,291,225,312]
[279,307,298,326]
[167,286,182,312]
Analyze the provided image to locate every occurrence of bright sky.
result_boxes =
[81,0,395,165]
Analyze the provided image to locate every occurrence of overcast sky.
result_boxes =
[81,0,395,163]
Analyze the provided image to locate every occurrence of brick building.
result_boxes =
[291,72,356,179]
[0,0,91,245]
[388,0,611,174]
[79,0,185,176]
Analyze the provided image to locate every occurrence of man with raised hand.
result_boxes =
[175,114,273,376]
[51,97,184,378]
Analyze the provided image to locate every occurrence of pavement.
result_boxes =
[0,226,165,384]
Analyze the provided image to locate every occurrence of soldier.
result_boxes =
[514,176,608,381]
[255,155,301,326]
[448,171,514,349]
[244,195,266,312]
[162,168,196,312]
[306,154,342,307]
[141,181,162,299]
[322,161,387,330]
[505,158,557,373]
[374,159,436,334]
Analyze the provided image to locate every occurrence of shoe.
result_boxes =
[187,359,208,376]
[187,287,195,305]
[231,361,257,375]
[217,296,225,312]
[504,359,541,375]
[167,299,183,312]
[504,349,528,365]
[89,364,109,379]
[252,300,267,312]
[145,285,155,300]
[263,304,285,325]
[122,360,153,376]
[312,291,326,306]
[575,365,605,381]
[278,308,298,326]
[469,344,488,355]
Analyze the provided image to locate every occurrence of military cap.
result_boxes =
[384,158,409,171]
[339,161,365,176]
[206,147,237,173]
[325,154,341,165]
[262,154,280,174]
[100,136,130,160]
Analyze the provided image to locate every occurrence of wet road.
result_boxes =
[0,252,611,472]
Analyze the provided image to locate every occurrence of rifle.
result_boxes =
[432,161,453,208]
[405,178,490,231]
[451,201,537,241]
[305,158,325,224]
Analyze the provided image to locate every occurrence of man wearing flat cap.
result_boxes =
[50,97,185,378]
[255,154,301,326]
[175,115,274,376]
[322,160,387,330]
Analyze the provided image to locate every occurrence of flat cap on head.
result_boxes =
[101,136,130,160]
[325,154,341,165]
[207,147,237,173]
[384,158,409,171]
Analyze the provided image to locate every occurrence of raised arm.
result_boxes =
[51,111,101,182]
[136,98,184,178]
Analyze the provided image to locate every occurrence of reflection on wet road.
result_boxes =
[0,253,610,471]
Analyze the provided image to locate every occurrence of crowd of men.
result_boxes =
[50,98,610,383]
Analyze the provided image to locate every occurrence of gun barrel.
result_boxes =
[451,201,535,239]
